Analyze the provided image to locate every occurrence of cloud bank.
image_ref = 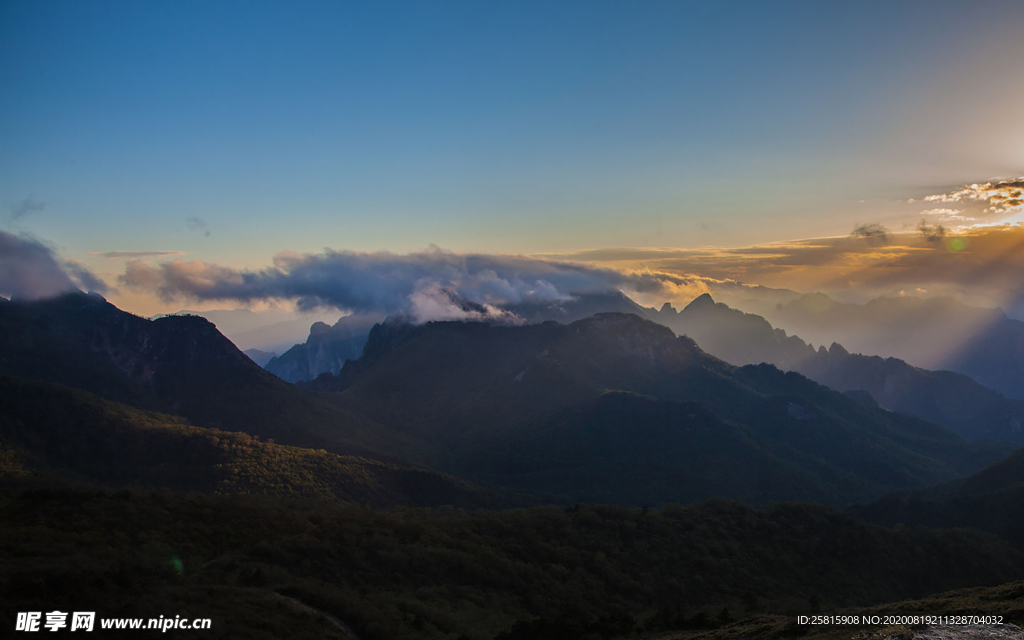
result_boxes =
[0,231,109,299]
[117,246,703,323]
[550,223,1024,314]
[115,220,1024,322]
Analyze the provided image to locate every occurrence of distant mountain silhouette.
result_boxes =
[762,294,1024,399]
[162,307,341,353]
[649,294,1024,443]
[311,312,1009,507]
[265,312,383,382]
[647,293,815,370]
[243,348,277,367]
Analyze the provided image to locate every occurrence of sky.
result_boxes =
[2,0,1023,320]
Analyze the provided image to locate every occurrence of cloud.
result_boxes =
[851,223,890,244]
[917,220,947,242]
[118,246,700,323]
[186,217,211,237]
[919,178,1024,221]
[551,223,1024,313]
[919,208,966,219]
[91,250,187,260]
[0,231,107,299]
[64,260,111,295]
[8,197,46,222]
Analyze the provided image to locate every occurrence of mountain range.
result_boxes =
[762,293,1024,399]
[308,311,1009,507]
[651,293,1024,443]
[259,289,1024,446]
[1,292,1012,508]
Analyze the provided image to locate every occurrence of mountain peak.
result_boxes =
[683,293,716,311]
[309,321,332,337]
[828,342,849,357]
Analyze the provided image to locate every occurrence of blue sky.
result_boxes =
[2,0,1023,315]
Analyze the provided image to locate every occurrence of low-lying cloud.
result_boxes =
[117,246,701,323]
[0,231,109,299]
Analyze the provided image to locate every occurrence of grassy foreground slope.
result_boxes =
[2,484,1022,640]
[658,580,1024,640]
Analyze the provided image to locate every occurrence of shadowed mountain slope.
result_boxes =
[854,445,1024,550]
[0,376,503,508]
[312,312,1010,507]
[0,293,414,459]
[266,291,648,383]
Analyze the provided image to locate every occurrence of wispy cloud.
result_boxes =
[186,217,210,237]
[7,197,46,222]
[91,250,187,260]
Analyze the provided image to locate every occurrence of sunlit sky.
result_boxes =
[2,0,1023,317]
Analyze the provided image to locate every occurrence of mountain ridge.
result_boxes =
[311,311,1011,507]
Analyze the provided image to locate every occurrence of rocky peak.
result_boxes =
[828,342,849,357]
[683,293,716,312]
